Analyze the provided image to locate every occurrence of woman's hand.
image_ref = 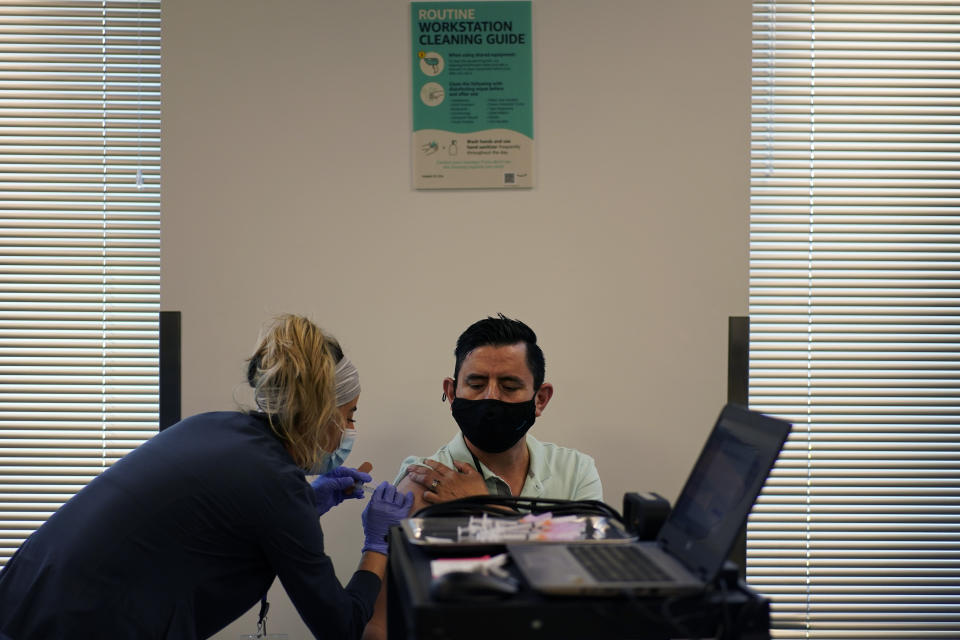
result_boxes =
[361,482,414,555]
[310,465,372,516]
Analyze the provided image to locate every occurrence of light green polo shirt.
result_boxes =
[393,432,603,502]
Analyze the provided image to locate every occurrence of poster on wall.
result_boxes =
[411,1,533,189]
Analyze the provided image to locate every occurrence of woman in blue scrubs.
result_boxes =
[0,314,411,639]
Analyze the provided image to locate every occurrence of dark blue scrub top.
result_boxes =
[0,411,379,639]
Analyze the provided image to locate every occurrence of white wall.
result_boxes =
[161,1,750,637]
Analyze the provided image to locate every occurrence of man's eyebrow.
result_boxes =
[463,373,525,385]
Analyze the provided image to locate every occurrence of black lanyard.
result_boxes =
[469,449,485,479]
[256,595,269,638]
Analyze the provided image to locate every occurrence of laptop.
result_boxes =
[507,403,791,596]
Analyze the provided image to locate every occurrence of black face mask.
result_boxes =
[451,397,537,453]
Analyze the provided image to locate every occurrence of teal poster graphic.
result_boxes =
[411,1,533,189]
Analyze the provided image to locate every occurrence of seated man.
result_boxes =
[361,315,602,640]
[396,313,603,513]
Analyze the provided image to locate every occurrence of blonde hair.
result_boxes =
[246,314,343,468]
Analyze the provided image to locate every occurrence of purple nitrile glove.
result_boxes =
[310,466,373,517]
[361,481,413,555]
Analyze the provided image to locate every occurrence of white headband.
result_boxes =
[334,355,361,406]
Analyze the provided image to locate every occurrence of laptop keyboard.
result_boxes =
[568,545,672,583]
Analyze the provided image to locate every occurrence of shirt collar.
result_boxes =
[446,431,552,496]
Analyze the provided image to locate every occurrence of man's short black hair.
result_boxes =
[453,314,546,390]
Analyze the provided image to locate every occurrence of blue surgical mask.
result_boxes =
[307,428,357,475]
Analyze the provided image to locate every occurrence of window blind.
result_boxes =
[749,2,960,638]
[0,1,160,564]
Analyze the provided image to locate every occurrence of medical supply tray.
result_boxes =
[401,514,635,555]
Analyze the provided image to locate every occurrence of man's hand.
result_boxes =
[404,459,488,504]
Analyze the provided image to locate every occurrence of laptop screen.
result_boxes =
[656,404,791,582]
